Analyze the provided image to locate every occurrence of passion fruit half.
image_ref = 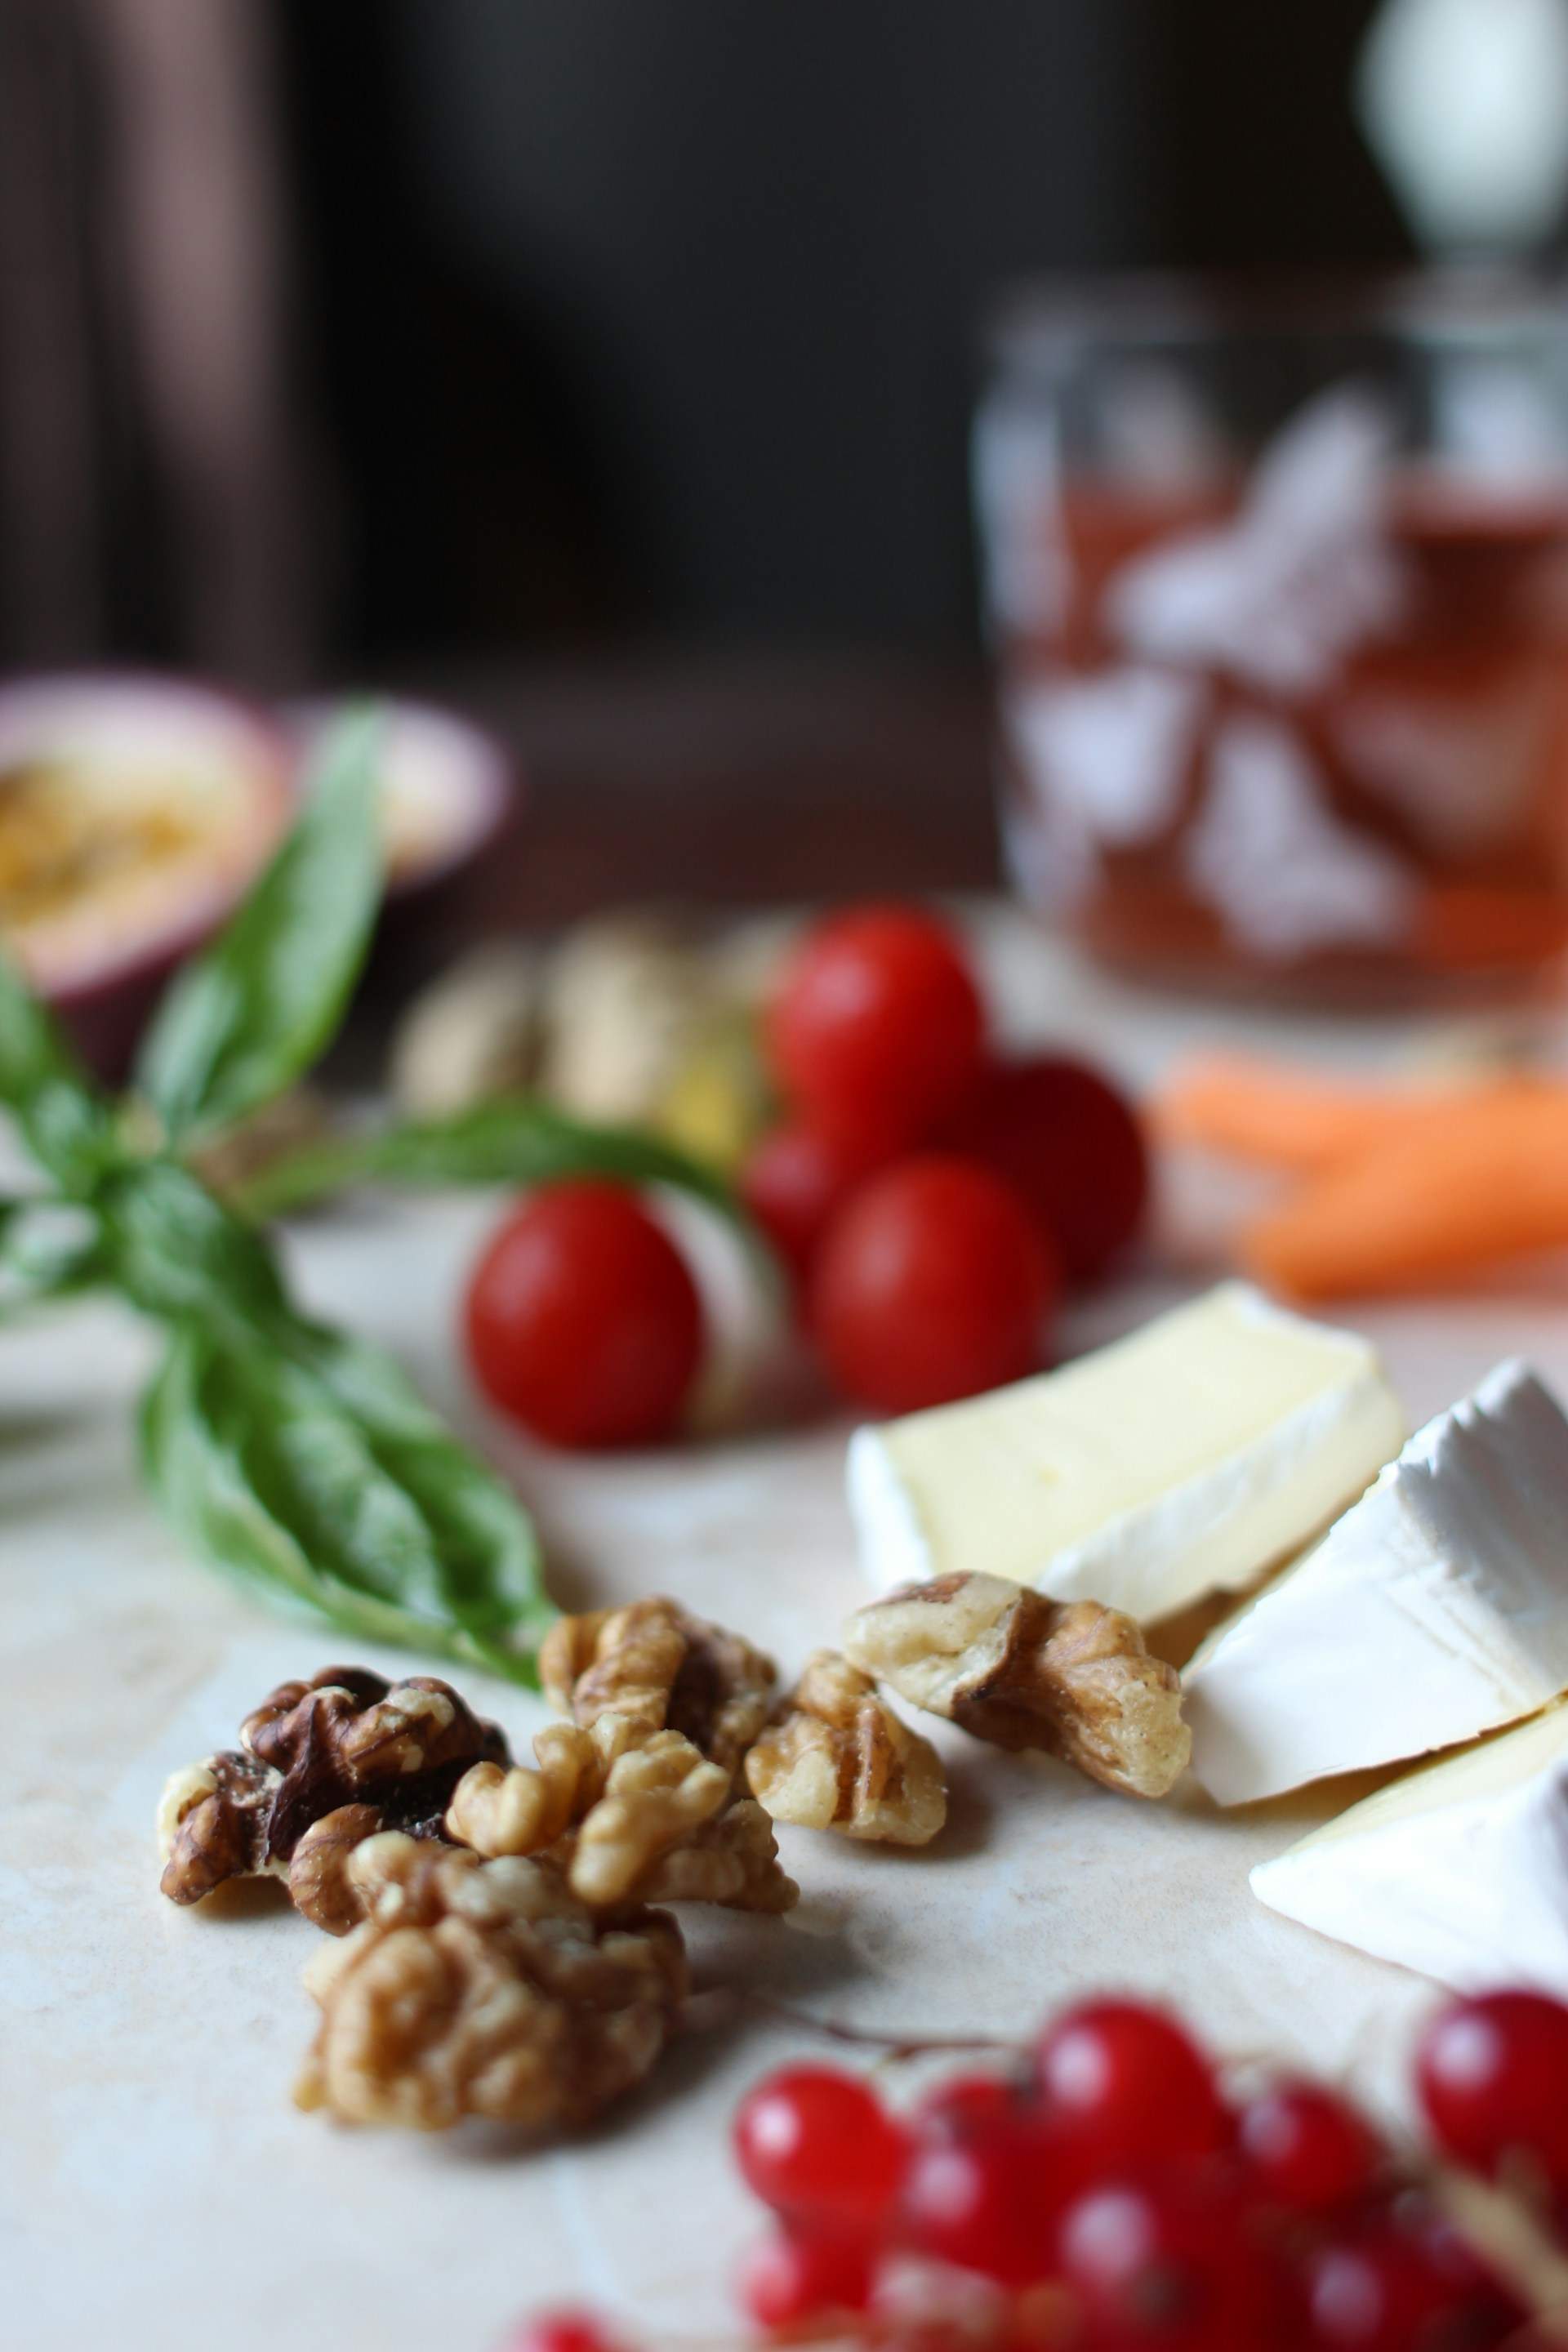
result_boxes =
[0,673,292,1073]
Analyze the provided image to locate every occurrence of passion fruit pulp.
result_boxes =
[0,674,292,1075]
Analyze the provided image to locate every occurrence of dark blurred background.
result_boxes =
[1,0,1406,685]
[0,1,1427,915]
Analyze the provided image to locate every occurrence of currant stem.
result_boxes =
[685,1987,1024,2062]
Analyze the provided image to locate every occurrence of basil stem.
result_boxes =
[237,1094,750,1232]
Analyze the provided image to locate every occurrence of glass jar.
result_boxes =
[975,275,1568,1004]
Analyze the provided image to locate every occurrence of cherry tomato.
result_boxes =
[464,1183,703,1450]
[940,1054,1149,1285]
[768,904,985,1152]
[739,1123,890,1294]
[810,1155,1056,1413]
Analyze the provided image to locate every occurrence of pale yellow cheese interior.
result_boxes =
[875,1283,1395,1595]
[1282,1695,1568,1854]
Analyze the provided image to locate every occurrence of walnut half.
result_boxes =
[842,1572,1190,1801]
[446,1719,798,1915]
[745,1650,947,1846]
[540,1597,777,1785]
[156,1664,510,1926]
[294,1837,688,2132]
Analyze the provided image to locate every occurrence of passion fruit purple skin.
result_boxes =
[279,697,515,901]
[0,673,293,1077]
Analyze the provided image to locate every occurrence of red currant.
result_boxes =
[737,2226,876,2332]
[1304,2210,1523,2351]
[501,2315,627,2352]
[1035,2000,1228,2167]
[733,2066,907,2229]
[1056,2173,1288,2350]
[1236,2079,1381,2212]
[900,2109,1070,2287]
[1416,1990,1568,2190]
[914,2070,1036,2139]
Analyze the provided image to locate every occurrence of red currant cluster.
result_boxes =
[506,1988,1568,2350]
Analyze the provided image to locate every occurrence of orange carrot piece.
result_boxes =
[1243,1091,1568,1300]
[1155,1053,1551,1174]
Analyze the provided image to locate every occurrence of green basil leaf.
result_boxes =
[237,1094,751,1232]
[96,1159,287,1334]
[140,1316,555,1682]
[135,711,385,1147]
[0,948,118,1194]
[0,1198,106,1319]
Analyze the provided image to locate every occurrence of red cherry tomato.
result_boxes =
[940,1054,1149,1285]
[464,1183,703,1450]
[810,1155,1056,1414]
[739,1123,890,1294]
[768,904,985,1152]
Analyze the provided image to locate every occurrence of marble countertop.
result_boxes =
[7,919,1567,2352]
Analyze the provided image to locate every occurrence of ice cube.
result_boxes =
[1006,666,1203,848]
[1337,676,1553,852]
[1185,713,1416,958]
[1109,389,1408,696]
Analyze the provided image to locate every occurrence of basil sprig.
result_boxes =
[0,715,559,1683]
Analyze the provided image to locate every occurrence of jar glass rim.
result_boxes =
[986,267,1568,365]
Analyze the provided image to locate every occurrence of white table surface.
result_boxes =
[6,917,1568,2352]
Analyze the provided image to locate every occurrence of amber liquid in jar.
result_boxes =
[999,477,1568,1003]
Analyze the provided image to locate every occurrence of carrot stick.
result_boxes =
[1155,1054,1552,1174]
[1243,1091,1568,1300]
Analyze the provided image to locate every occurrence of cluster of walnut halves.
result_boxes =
[156,1596,951,2136]
[157,1575,1183,2137]
[543,1600,951,1853]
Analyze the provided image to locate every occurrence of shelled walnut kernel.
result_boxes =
[746,1650,947,1846]
[842,1572,1190,1801]
[294,1837,688,2132]
[157,1664,510,1927]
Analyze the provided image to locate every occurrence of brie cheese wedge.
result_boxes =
[847,1282,1402,1621]
[1251,1696,1568,1995]
[1186,1361,1568,1806]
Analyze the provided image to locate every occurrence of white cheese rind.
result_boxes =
[1186,1361,1568,1806]
[847,1283,1403,1621]
[1251,1698,1568,1996]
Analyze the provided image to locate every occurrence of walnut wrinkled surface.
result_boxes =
[541,1597,776,1784]
[446,1718,797,1914]
[157,1665,510,1925]
[842,1572,1191,1801]
[639,1797,799,1913]
[294,1836,688,2132]
[745,1650,947,1846]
